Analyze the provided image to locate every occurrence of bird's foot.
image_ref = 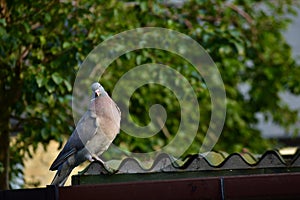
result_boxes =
[91,154,117,174]
[91,154,105,164]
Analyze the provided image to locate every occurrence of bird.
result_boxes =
[49,82,121,186]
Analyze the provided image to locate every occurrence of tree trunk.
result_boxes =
[0,114,10,190]
[0,0,10,190]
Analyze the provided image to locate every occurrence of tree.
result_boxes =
[1,0,300,189]
[0,0,94,189]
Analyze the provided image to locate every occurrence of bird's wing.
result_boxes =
[49,109,98,171]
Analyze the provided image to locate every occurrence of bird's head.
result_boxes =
[91,82,105,97]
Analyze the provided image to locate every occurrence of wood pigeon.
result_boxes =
[49,82,121,186]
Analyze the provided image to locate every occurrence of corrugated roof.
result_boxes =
[72,149,300,185]
[2,149,300,200]
[81,150,300,173]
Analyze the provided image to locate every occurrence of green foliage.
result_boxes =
[1,0,300,188]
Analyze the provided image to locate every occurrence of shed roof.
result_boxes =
[2,149,300,200]
[72,149,300,185]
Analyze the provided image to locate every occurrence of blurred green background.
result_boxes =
[1,0,300,189]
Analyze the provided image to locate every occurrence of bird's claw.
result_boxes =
[91,155,105,164]
[91,155,117,174]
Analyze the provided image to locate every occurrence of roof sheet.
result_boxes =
[80,150,300,173]
[72,149,300,185]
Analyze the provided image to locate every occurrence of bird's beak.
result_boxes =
[95,89,101,97]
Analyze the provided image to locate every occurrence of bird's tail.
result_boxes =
[51,163,74,187]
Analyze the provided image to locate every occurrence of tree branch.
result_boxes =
[225,3,253,25]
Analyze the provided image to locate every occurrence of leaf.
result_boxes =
[39,36,46,46]
[64,79,72,92]
[234,42,245,56]
[51,73,63,85]
[36,75,47,88]
[0,18,7,26]
[136,55,142,65]
[46,82,55,93]
[62,41,71,49]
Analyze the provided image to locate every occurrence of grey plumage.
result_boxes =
[50,82,121,186]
